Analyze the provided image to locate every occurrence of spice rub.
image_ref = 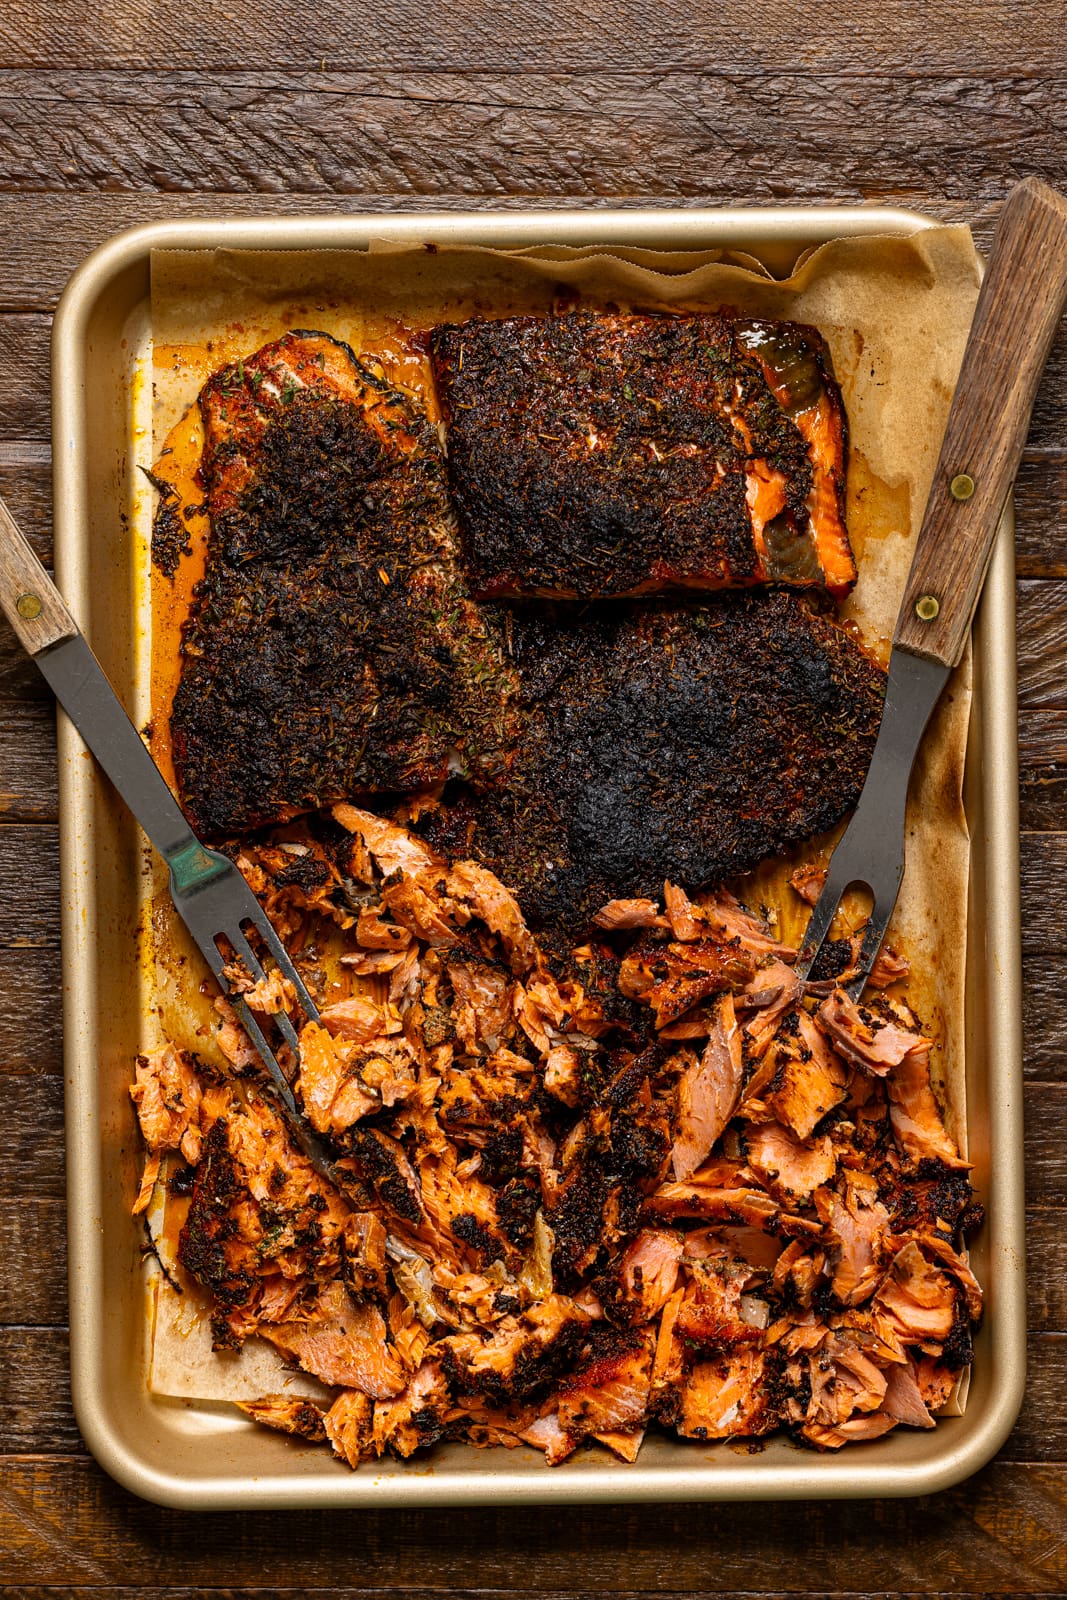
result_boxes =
[418,593,886,945]
[168,331,518,837]
[430,312,855,600]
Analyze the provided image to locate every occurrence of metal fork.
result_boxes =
[0,494,342,1184]
[795,177,1067,997]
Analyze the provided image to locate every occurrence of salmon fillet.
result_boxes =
[419,592,885,944]
[169,331,518,837]
[430,312,854,600]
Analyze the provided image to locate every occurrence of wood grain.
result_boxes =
[0,72,1062,217]
[1015,455,1067,578]
[0,1072,65,1198]
[0,1458,1062,1590]
[1021,834,1067,952]
[0,1200,67,1322]
[0,822,60,945]
[0,17,1063,1592]
[0,944,61,1073]
[0,493,77,654]
[1019,712,1067,832]
[0,314,50,441]
[1022,955,1067,1080]
[895,180,1067,665]
[0,461,50,551]
[0,696,56,820]
[1017,580,1067,709]
[0,0,1065,74]
[1027,1211,1067,1330]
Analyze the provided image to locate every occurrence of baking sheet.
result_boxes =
[142,228,982,1410]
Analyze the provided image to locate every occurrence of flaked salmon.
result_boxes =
[134,824,981,1467]
[672,995,743,1180]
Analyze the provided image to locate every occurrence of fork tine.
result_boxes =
[224,992,342,1188]
[793,867,858,981]
[843,896,898,1002]
[236,903,320,1024]
[225,925,304,1058]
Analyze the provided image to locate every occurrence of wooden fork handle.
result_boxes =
[0,493,78,655]
[896,177,1067,666]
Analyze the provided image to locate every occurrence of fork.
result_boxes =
[795,177,1067,998]
[0,494,345,1185]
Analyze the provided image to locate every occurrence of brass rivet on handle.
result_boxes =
[950,472,975,500]
[16,592,42,620]
[915,594,940,622]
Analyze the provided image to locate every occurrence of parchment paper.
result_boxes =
[144,225,983,1405]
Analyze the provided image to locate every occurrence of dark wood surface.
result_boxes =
[0,5,1065,1592]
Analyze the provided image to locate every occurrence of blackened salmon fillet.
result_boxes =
[169,332,518,837]
[430,312,855,601]
[418,592,885,944]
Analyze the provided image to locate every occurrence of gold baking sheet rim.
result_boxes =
[50,207,1026,1507]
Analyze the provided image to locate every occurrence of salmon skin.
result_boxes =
[169,332,518,838]
[418,592,885,945]
[430,311,854,601]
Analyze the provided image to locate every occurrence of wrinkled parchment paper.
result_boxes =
[143,226,982,1406]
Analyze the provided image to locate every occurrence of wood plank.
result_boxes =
[0,944,62,1074]
[0,697,56,820]
[1022,955,1067,1082]
[1028,1211,1067,1331]
[1018,581,1067,711]
[1021,834,1067,953]
[0,1328,82,1455]
[0,461,50,554]
[1024,1084,1067,1208]
[0,822,60,946]
[1019,712,1067,833]
[0,1071,65,1198]
[0,1457,1062,1589]
[0,1587,1043,1600]
[0,313,50,440]
[0,1,1065,74]
[1000,1335,1066,1464]
[1015,455,1067,579]
[0,72,1062,232]
[0,1199,66,1323]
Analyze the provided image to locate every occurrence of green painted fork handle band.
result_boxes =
[166,839,231,895]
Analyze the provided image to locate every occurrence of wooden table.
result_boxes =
[0,2,1064,1590]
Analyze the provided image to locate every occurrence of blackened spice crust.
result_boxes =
[419,592,886,946]
[169,331,519,838]
[145,468,193,579]
[431,311,853,600]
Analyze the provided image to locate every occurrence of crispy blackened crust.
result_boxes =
[419,593,885,945]
[430,312,855,601]
[169,331,518,837]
